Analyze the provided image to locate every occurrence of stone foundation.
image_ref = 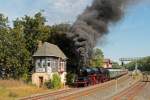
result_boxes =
[32,73,50,87]
[32,72,66,87]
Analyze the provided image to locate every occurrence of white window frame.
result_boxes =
[47,60,52,73]
[60,61,64,71]
[42,60,46,68]
[36,59,42,68]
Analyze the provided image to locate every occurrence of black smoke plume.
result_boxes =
[66,0,135,67]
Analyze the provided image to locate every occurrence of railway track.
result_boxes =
[20,88,77,100]
[112,80,148,100]
[20,74,129,100]
[57,74,130,100]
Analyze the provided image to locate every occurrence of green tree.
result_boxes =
[13,12,51,55]
[0,14,30,79]
[66,72,76,85]
[11,25,30,79]
[126,56,150,71]
[90,48,104,67]
[12,12,52,74]
[0,13,8,27]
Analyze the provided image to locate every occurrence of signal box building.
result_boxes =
[32,42,67,87]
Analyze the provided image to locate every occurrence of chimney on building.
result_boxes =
[38,40,43,48]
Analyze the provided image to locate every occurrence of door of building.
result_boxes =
[39,76,43,87]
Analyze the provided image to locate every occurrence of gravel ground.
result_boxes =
[133,75,150,100]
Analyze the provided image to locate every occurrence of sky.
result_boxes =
[0,0,150,62]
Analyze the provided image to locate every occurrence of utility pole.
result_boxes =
[135,61,138,71]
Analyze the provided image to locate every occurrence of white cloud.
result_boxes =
[0,0,93,25]
[46,0,92,15]
[44,0,92,24]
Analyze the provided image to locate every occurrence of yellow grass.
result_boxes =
[0,79,49,100]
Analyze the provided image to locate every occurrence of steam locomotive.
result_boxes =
[75,67,127,87]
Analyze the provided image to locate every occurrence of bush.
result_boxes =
[66,72,76,86]
[51,73,61,89]
[21,73,31,83]
[44,80,53,89]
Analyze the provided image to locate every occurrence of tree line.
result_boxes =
[0,12,105,80]
[126,56,150,71]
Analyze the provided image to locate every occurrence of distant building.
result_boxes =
[103,59,112,68]
[32,41,67,87]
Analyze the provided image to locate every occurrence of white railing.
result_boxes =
[36,68,46,73]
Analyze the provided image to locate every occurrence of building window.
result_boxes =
[50,61,53,68]
[38,62,41,68]
[54,61,55,67]
[55,61,57,67]
[60,61,64,72]
[36,59,42,68]
[64,62,66,71]
[47,62,50,67]
[61,62,63,68]
[42,60,46,68]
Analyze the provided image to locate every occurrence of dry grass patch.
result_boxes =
[0,79,49,100]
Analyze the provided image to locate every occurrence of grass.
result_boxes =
[0,79,49,100]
